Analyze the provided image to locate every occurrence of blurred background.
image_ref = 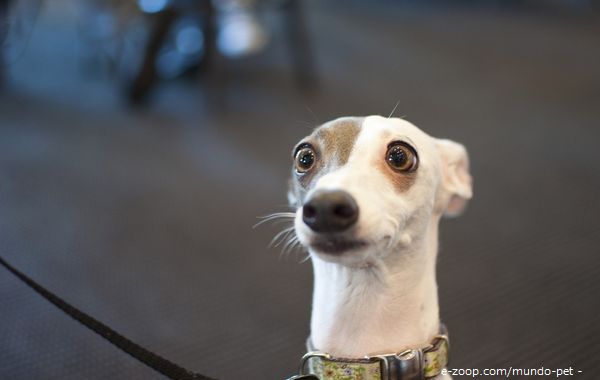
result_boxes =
[1,0,599,379]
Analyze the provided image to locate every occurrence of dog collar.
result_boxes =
[296,325,448,380]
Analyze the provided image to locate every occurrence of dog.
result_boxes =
[287,115,472,380]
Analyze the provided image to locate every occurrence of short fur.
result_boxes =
[289,115,472,380]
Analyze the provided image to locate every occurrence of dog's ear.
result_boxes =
[435,139,473,217]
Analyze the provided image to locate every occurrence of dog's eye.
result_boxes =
[295,146,316,173]
[386,142,418,172]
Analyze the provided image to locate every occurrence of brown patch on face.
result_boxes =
[380,163,418,192]
[288,118,364,207]
[314,117,363,167]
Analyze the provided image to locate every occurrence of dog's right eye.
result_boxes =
[295,146,316,173]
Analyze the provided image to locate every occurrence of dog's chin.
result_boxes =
[300,234,375,267]
[310,236,368,256]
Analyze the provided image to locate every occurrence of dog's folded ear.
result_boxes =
[435,139,473,217]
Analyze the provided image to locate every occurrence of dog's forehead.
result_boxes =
[306,116,364,165]
[302,116,432,159]
[357,116,432,147]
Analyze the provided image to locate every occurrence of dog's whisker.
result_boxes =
[273,229,295,248]
[255,212,296,224]
[305,105,320,124]
[269,226,296,248]
[282,235,299,254]
[298,251,311,264]
[388,99,401,119]
[282,235,302,256]
[253,212,296,228]
[280,236,300,257]
[258,212,296,219]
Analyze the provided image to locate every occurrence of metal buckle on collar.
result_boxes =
[396,333,448,380]
[425,333,450,353]
[287,375,319,380]
[395,349,424,380]
[368,354,392,380]
[370,349,425,380]
[299,351,331,376]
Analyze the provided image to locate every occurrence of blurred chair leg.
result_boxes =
[197,0,216,76]
[199,0,229,112]
[178,0,215,79]
[0,0,10,88]
[283,0,317,93]
[127,7,177,105]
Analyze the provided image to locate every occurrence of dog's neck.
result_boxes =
[309,218,442,358]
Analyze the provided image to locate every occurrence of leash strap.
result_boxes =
[0,255,217,380]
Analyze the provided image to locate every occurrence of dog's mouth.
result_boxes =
[309,235,368,255]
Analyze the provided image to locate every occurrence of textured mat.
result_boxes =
[1,2,599,379]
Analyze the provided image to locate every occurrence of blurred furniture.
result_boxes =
[0,1,7,86]
[127,0,316,104]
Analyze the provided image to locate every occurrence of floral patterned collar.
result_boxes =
[296,325,449,380]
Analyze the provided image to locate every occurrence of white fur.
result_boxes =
[292,116,472,379]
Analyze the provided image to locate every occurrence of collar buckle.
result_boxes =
[299,352,331,376]
[368,349,424,380]
[395,349,425,380]
[368,354,392,380]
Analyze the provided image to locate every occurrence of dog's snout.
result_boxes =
[302,190,359,233]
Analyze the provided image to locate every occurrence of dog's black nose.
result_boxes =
[302,190,359,233]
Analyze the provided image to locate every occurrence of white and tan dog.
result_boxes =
[287,115,472,380]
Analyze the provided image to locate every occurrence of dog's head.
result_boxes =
[289,116,472,268]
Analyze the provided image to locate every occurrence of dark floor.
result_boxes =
[1,1,599,379]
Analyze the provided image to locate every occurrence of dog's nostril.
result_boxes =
[302,190,359,233]
[303,204,317,219]
[333,204,354,219]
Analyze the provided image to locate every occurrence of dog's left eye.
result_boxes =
[295,145,316,173]
[386,141,418,172]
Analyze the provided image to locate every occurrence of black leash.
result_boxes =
[0,255,217,380]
